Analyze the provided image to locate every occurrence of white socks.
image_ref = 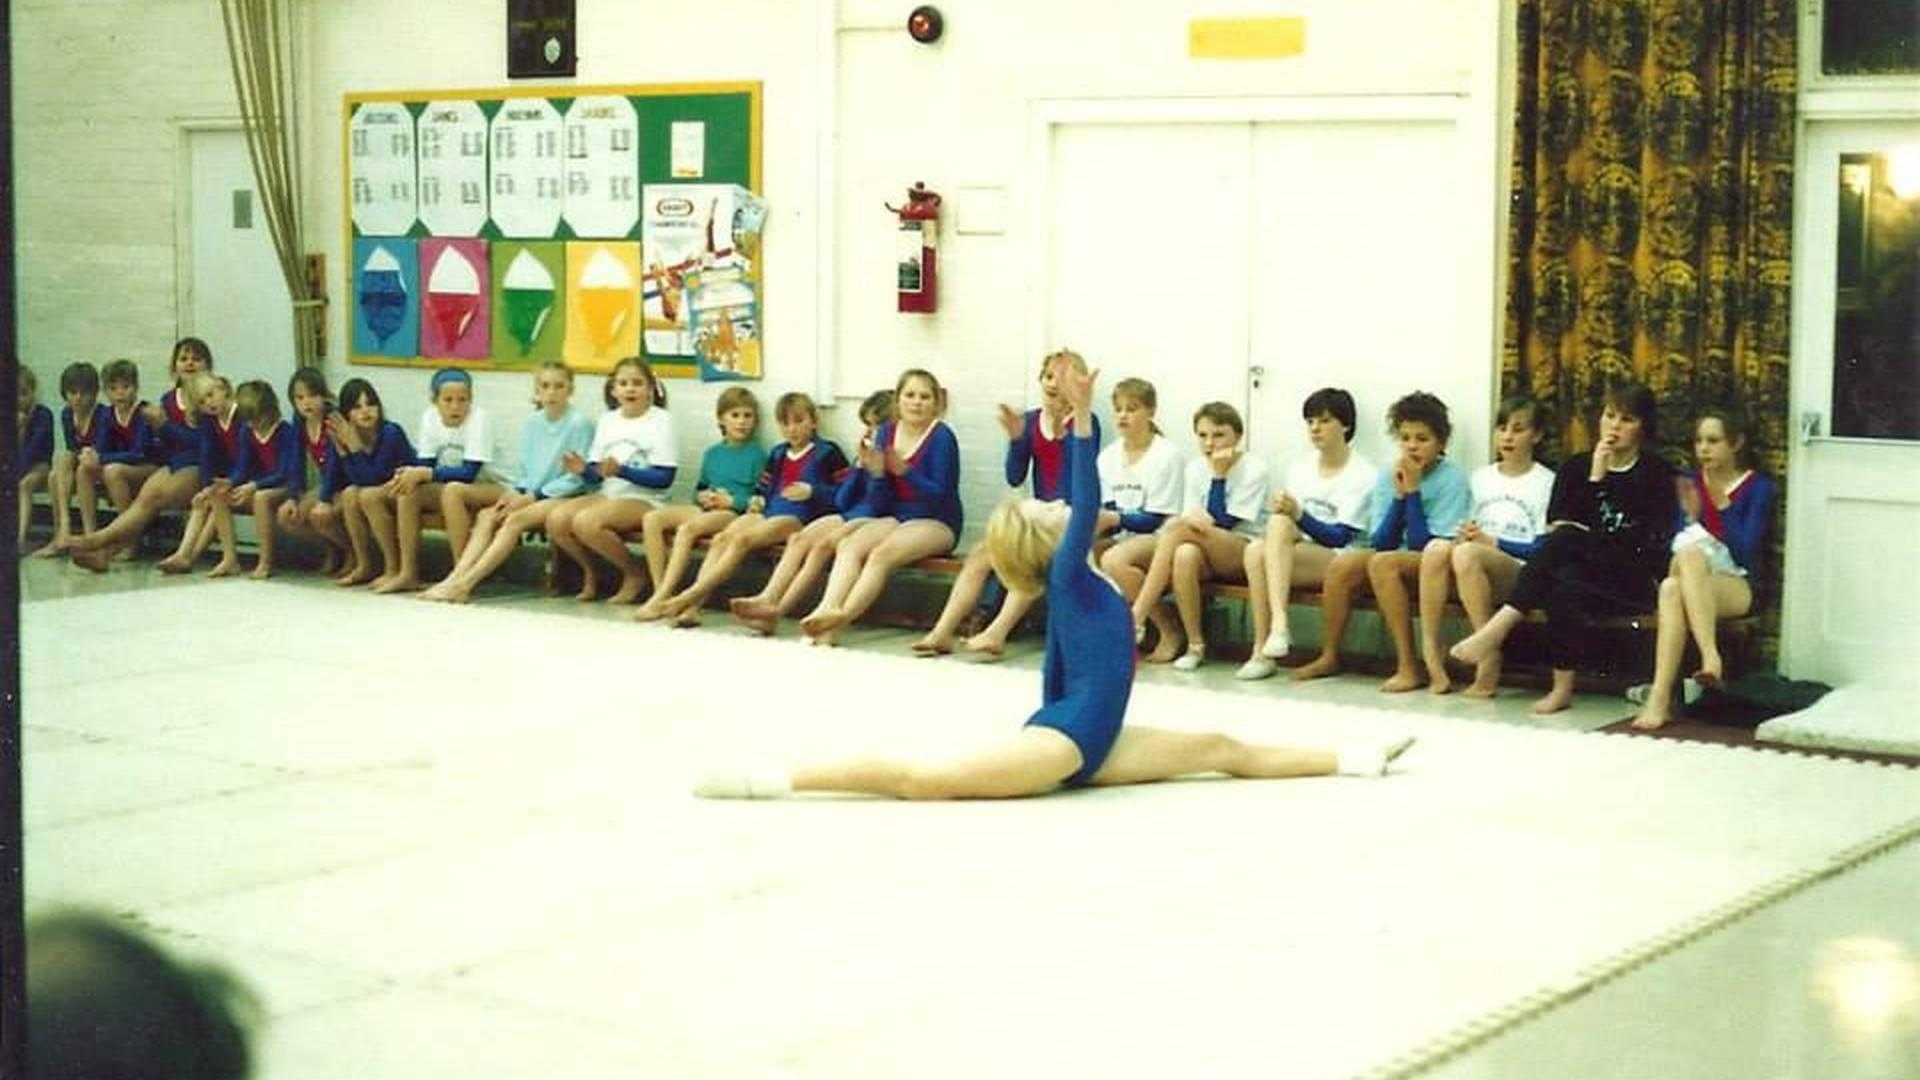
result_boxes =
[1261,632,1290,659]
[1336,735,1416,777]
[693,766,794,799]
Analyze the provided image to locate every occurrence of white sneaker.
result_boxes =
[1336,735,1417,777]
[693,766,793,799]
[1235,656,1278,680]
[1261,632,1291,659]
[1172,648,1205,672]
[1625,679,1702,707]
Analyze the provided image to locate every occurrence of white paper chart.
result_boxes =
[488,98,565,239]
[416,100,490,236]
[348,102,418,236]
[561,95,641,239]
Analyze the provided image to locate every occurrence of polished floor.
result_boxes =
[18,557,1920,1079]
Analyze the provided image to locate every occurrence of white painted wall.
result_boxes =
[13,0,238,395]
[14,0,1510,542]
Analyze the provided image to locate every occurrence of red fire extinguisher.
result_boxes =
[889,182,941,314]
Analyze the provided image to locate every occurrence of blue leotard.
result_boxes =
[1023,419,1135,786]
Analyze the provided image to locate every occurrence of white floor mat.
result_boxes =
[1757,678,1920,758]
[23,583,1920,1080]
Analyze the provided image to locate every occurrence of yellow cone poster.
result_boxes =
[563,241,642,372]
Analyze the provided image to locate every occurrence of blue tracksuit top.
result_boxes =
[1025,422,1136,786]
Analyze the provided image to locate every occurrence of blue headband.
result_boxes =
[430,369,472,395]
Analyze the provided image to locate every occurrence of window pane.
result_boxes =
[1831,150,1920,439]
[1823,0,1920,75]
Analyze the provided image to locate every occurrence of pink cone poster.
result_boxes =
[419,239,491,360]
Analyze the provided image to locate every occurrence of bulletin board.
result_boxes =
[343,81,763,380]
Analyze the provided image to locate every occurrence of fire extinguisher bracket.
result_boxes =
[889,182,942,314]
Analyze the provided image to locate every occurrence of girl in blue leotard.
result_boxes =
[698,367,1414,800]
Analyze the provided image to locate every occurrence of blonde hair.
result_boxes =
[1043,348,1088,378]
[179,373,218,418]
[984,498,1061,597]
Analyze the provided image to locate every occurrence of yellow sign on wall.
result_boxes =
[1188,17,1307,60]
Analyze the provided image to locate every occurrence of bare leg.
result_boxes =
[791,727,1083,800]
[636,504,697,613]
[334,488,377,585]
[1292,549,1374,680]
[1452,543,1521,697]
[914,546,996,654]
[545,495,602,599]
[1130,522,1194,630]
[302,497,350,575]
[248,489,288,578]
[439,481,502,564]
[18,466,49,551]
[803,521,953,644]
[639,507,731,619]
[797,519,895,640]
[1633,576,1687,730]
[1533,668,1576,715]
[1369,551,1424,692]
[375,482,440,593]
[102,462,156,513]
[666,515,800,624]
[69,465,198,568]
[573,497,655,603]
[36,456,77,554]
[158,501,212,572]
[206,501,241,577]
[1088,727,1336,785]
[74,463,102,536]
[966,588,1037,655]
[1450,603,1525,667]
[358,487,403,588]
[1673,546,1751,686]
[1102,535,1181,661]
[1417,540,1457,693]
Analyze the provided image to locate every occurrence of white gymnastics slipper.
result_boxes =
[693,766,794,799]
[1336,735,1416,778]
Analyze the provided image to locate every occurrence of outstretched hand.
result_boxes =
[1059,364,1098,416]
[996,403,1024,440]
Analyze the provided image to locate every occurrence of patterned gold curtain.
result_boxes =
[1503,0,1795,660]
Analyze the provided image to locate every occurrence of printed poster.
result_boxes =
[419,239,491,360]
[416,100,490,236]
[562,241,641,371]
[352,237,420,358]
[639,184,760,360]
[489,98,564,239]
[490,241,566,362]
[349,102,418,236]
[561,94,640,239]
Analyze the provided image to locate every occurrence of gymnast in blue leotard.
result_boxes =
[697,367,1416,800]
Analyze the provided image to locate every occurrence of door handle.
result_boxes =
[1799,410,1822,444]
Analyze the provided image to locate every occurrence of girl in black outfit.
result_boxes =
[1451,381,1678,714]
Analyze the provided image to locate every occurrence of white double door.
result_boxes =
[1044,108,1490,472]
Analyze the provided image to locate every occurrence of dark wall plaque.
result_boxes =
[508,0,576,79]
